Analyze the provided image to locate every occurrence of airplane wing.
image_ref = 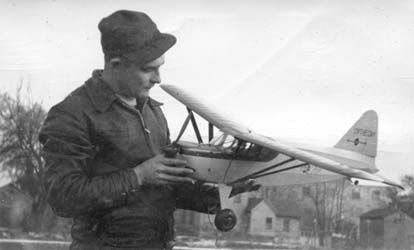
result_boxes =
[160,84,403,189]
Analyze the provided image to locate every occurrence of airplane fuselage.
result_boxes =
[178,140,377,186]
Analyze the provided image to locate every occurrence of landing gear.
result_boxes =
[214,209,237,232]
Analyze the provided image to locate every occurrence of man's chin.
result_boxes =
[136,91,150,99]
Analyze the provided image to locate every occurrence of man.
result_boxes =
[39,10,220,250]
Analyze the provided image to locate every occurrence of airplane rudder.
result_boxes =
[334,110,378,158]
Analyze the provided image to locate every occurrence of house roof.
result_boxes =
[265,199,301,219]
[360,207,398,219]
[246,197,301,219]
[245,197,263,212]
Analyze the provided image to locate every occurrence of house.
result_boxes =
[0,183,33,228]
[261,181,392,232]
[246,198,301,241]
[360,207,414,249]
[341,184,391,225]
[174,180,395,247]
[396,194,414,219]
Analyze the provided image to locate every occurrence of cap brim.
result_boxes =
[124,33,177,65]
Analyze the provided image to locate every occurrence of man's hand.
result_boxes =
[133,155,195,186]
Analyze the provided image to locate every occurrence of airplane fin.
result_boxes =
[334,110,378,158]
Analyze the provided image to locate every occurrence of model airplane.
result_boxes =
[160,84,402,232]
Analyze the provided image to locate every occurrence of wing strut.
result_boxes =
[187,108,203,144]
[174,114,191,144]
[209,123,214,143]
[251,163,309,179]
[229,157,298,184]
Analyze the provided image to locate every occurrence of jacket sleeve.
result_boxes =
[174,182,221,214]
[39,104,141,218]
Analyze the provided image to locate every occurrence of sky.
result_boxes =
[1,0,414,184]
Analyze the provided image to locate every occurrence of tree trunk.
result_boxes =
[318,233,325,246]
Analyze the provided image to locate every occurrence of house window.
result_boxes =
[180,210,186,224]
[184,211,195,225]
[233,195,241,204]
[266,188,272,199]
[302,186,310,196]
[283,218,290,232]
[263,188,273,199]
[372,190,380,199]
[265,217,272,230]
[351,189,361,199]
[188,211,195,225]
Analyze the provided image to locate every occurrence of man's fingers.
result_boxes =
[159,157,187,166]
[157,173,195,184]
[159,165,194,176]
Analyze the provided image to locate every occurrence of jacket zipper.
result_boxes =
[118,100,156,155]
[136,110,156,155]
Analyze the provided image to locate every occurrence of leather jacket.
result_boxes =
[39,71,220,249]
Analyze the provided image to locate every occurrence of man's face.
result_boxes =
[115,55,165,99]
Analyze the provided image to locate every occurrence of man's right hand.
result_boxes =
[133,155,195,186]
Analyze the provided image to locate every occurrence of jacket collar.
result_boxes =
[148,97,163,107]
[85,70,163,112]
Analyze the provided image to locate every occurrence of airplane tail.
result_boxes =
[334,110,378,158]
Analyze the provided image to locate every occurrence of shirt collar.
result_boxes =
[116,94,137,107]
[85,70,163,112]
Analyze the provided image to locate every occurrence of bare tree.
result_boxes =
[392,174,414,218]
[303,179,346,246]
[0,88,48,231]
[401,174,414,194]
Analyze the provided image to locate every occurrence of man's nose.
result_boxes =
[151,71,161,84]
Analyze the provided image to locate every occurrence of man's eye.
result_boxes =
[142,68,153,72]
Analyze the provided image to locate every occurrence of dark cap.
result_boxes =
[98,10,176,65]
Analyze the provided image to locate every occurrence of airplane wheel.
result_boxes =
[214,208,237,232]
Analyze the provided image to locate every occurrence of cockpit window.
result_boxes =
[210,133,278,162]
